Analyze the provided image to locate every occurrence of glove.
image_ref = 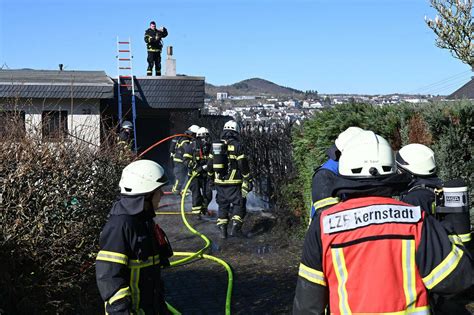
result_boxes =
[195,165,203,173]
[186,162,195,172]
[241,180,253,198]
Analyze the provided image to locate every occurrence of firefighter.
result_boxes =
[118,121,133,146]
[116,120,135,161]
[396,143,472,244]
[96,159,171,315]
[207,120,252,239]
[396,144,472,315]
[144,21,168,76]
[171,125,199,195]
[310,126,364,218]
[183,127,213,217]
[293,132,472,314]
[396,144,442,213]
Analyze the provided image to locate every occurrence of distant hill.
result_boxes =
[205,78,304,98]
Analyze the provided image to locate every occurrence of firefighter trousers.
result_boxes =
[216,184,246,221]
[172,163,188,193]
[147,51,162,76]
[189,175,212,213]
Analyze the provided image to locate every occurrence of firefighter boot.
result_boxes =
[197,208,209,220]
[201,207,209,216]
[218,224,228,239]
[230,220,243,238]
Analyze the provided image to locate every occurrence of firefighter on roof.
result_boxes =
[144,21,168,76]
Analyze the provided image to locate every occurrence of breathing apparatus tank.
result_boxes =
[435,179,471,244]
[212,141,228,176]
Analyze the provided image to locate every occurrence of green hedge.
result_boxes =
[286,101,474,224]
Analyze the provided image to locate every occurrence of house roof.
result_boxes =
[448,78,474,99]
[0,69,114,99]
[115,76,205,109]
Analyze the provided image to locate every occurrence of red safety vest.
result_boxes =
[320,196,430,314]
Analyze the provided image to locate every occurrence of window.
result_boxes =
[0,110,26,139]
[42,111,68,141]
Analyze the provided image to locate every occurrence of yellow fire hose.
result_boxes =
[162,173,233,315]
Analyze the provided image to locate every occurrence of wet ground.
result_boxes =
[157,192,301,314]
[157,192,474,315]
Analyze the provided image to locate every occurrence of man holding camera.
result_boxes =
[144,21,168,76]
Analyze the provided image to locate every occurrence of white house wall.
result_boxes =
[14,98,101,146]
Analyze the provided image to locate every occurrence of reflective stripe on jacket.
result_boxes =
[144,27,168,52]
[173,138,190,164]
[208,138,250,185]
[320,197,460,314]
[294,195,472,314]
[183,139,211,175]
[96,205,167,314]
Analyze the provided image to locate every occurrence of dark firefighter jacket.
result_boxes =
[207,130,251,185]
[96,196,168,315]
[183,139,211,176]
[293,182,473,314]
[309,144,341,220]
[400,176,443,216]
[172,136,191,165]
[144,27,168,52]
[401,176,472,245]
[310,161,340,219]
[118,130,133,152]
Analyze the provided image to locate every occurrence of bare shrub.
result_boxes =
[240,120,296,210]
[0,111,130,314]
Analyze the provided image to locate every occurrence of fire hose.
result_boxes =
[137,134,233,315]
[164,174,233,315]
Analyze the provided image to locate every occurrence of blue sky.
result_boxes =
[0,0,471,94]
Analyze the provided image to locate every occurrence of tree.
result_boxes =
[425,0,473,67]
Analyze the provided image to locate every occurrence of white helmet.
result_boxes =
[223,120,240,133]
[188,125,200,134]
[396,143,436,176]
[119,159,168,195]
[121,120,133,130]
[197,127,210,138]
[339,131,395,178]
[335,126,364,151]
